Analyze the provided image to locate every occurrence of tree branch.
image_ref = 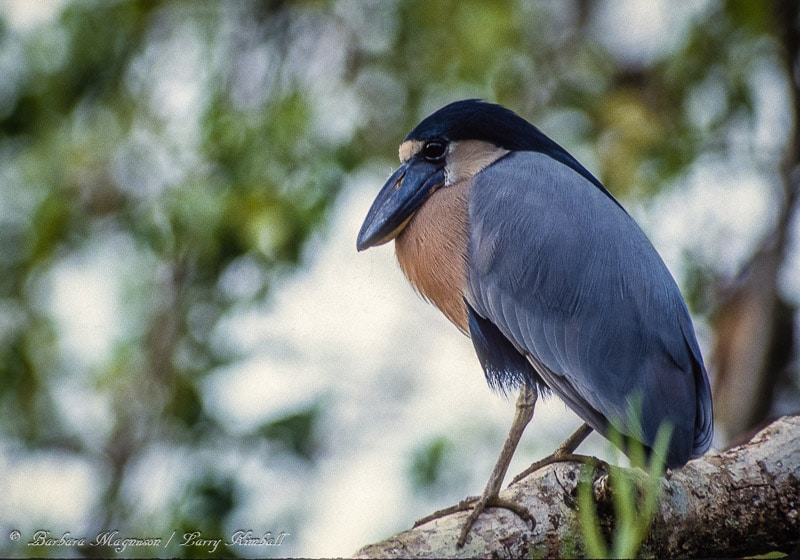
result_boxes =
[355,415,800,558]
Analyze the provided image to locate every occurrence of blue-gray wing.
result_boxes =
[466,151,713,467]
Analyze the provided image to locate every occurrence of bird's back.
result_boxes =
[466,151,713,467]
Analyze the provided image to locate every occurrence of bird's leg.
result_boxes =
[476,384,538,502]
[509,422,604,485]
[454,383,537,545]
[414,385,538,546]
[555,422,594,455]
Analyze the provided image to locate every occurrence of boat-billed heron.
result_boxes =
[357,99,713,546]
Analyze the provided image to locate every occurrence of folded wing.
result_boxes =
[466,151,713,467]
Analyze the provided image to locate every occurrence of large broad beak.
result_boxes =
[357,158,446,251]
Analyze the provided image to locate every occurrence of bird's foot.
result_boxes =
[413,493,534,548]
[412,495,481,527]
[455,492,534,548]
[510,452,607,485]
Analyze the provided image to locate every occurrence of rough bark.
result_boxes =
[355,415,800,559]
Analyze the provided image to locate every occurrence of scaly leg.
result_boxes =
[510,422,601,485]
[456,384,537,545]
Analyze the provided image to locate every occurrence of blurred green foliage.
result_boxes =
[0,0,796,558]
[409,436,452,490]
[258,405,320,461]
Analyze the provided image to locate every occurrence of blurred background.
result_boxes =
[0,0,797,557]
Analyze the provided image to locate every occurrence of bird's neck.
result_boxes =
[395,180,470,333]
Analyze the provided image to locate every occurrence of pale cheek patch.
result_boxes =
[446,141,509,186]
[399,140,423,163]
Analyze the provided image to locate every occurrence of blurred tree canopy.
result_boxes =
[0,0,797,558]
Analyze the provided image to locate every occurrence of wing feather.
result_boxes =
[466,151,713,467]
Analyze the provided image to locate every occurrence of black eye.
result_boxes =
[421,140,447,162]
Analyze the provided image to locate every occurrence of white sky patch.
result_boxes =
[301,451,408,557]
[48,251,123,369]
[641,159,777,285]
[146,24,209,127]
[51,379,115,449]
[591,0,711,66]
[120,443,200,526]
[0,0,67,33]
[44,231,156,373]
[750,60,795,156]
[0,447,99,531]
[203,355,326,431]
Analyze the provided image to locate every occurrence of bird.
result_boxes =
[356,99,713,546]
